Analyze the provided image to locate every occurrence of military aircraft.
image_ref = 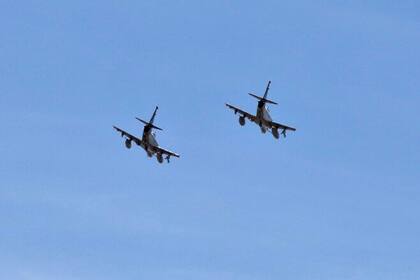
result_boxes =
[226,81,296,139]
[113,106,180,163]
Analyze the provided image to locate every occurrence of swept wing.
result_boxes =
[225,103,257,123]
[113,126,144,147]
[268,121,296,132]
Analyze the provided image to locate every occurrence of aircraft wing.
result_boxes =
[154,146,180,158]
[268,121,296,132]
[225,103,257,123]
[113,126,143,147]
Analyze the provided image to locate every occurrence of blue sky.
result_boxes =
[1,1,419,279]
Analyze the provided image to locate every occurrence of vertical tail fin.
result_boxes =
[149,106,158,125]
[248,81,277,105]
[263,81,271,99]
[135,106,163,131]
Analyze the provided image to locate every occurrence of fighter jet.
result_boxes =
[113,106,180,163]
[226,81,296,139]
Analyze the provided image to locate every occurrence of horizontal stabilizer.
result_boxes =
[150,124,163,131]
[136,118,149,126]
[248,93,278,105]
[135,117,163,131]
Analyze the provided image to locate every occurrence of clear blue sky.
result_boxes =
[1,1,419,279]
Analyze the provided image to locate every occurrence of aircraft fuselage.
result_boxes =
[256,102,273,130]
[142,125,159,154]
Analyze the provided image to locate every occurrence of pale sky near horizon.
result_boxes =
[1,1,419,279]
